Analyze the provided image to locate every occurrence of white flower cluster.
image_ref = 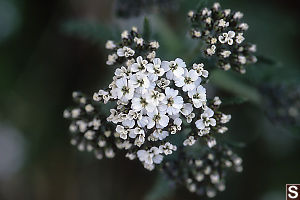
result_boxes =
[63,92,118,160]
[94,54,212,170]
[105,27,160,67]
[182,96,231,148]
[91,26,232,170]
[163,145,243,198]
[188,2,257,73]
[65,27,232,172]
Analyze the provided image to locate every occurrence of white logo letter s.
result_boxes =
[288,186,299,199]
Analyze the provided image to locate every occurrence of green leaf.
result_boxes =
[144,175,174,200]
[256,55,280,66]
[210,70,262,105]
[224,139,247,148]
[221,97,249,106]
[152,16,184,57]
[143,17,151,41]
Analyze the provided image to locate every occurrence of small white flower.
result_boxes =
[207,138,217,148]
[63,110,71,118]
[186,113,195,123]
[206,45,216,55]
[233,11,244,19]
[146,90,165,107]
[188,85,207,108]
[213,2,220,10]
[202,8,212,16]
[156,78,170,89]
[76,120,87,132]
[117,46,135,57]
[238,55,247,64]
[218,126,228,134]
[105,148,115,158]
[218,19,229,27]
[134,37,144,46]
[236,33,245,44]
[106,54,118,65]
[196,173,204,182]
[211,38,217,44]
[198,127,210,136]
[188,10,194,18]
[205,17,212,25]
[131,56,148,72]
[218,31,235,45]
[89,118,101,130]
[153,129,169,140]
[131,26,138,32]
[162,58,186,80]
[239,23,249,31]
[105,40,116,49]
[160,142,177,155]
[132,96,156,113]
[146,58,165,80]
[71,108,81,118]
[224,9,231,16]
[222,63,231,71]
[248,44,257,52]
[147,51,156,61]
[150,41,160,49]
[213,96,222,106]
[113,77,135,101]
[114,66,132,78]
[192,30,201,38]
[192,63,209,78]
[121,30,129,39]
[116,125,128,139]
[126,58,135,67]
[84,130,96,140]
[85,104,94,113]
[147,110,169,129]
[196,107,216,130]
[125,153,136,160]
[201,107,216,127]
[183,136,196,146]
[220,50,231,58]
[130,72,150,91]
[181,103,193,116]
[220,114,231,123]
[159,87,183,115]
[175,69,200,91]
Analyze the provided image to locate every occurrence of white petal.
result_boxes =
[195,119,205,130]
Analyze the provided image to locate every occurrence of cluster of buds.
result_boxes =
[63,92,119,160]
[183,96,231,148]
[162,145,243,198]
[105,27,159,66]
[261,84,300,126]
[188,2,257,73]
